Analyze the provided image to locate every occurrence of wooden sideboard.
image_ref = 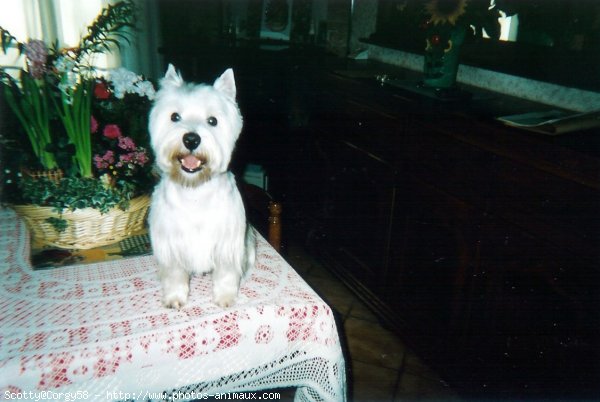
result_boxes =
[267,61,600,399]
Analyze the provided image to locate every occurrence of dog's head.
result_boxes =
[149,64,243,187]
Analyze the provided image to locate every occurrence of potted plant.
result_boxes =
[0,0,156,249]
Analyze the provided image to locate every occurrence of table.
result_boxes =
[0,208,346,401]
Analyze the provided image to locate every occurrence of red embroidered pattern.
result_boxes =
[0,209,346,401]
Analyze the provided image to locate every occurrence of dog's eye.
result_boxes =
[170,112,181,122]
[207,116,218,126]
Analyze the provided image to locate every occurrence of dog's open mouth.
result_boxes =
[178,154,206,173]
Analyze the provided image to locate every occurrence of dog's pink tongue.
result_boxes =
[181,155,201,170]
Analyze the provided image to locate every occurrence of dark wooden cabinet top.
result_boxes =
[323,60,600,165]
[306,59,600,263]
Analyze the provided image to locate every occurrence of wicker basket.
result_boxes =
[12,194,151,249]
[21,168,64,182]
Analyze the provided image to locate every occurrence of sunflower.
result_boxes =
[426,0,468,26]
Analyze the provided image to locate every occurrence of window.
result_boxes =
[0,0,120,75]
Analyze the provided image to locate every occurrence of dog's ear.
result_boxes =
[160,64,184,89]
[213,68,236,100]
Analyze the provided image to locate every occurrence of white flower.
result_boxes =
[57,73,79,104]
[108,67,140,99]
[53,56,80,102]
[108,67,156,100]
[134,80,156,100]
[53,56,76,75]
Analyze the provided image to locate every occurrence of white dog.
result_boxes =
[148,64,255,309]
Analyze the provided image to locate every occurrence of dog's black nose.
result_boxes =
[182,132,201,151]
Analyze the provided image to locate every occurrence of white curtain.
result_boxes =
[119,0,163,80]
[0,0,162,78]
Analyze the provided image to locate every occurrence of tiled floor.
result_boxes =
[283,242,462,401]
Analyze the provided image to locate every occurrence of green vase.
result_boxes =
[423,24,466,89]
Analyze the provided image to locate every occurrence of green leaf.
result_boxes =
[46,217,68,233]
[19,176,139,214]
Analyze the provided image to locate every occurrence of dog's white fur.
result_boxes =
[149,64,255,309]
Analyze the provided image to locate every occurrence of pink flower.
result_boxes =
[94,150,115,169]
[119,153,133,164]
[134,150,149,166]
[103,124,121,139]
[91,116,99,134]
[25,39,47,79]
[25,40,47,63]
[103,150,115,163]
[117,136,136,151]
[94,155,108,169]
[28,63,45,79]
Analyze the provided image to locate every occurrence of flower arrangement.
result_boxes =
[0,1,156,240]
[90,69,154,191]
[423,0,503,38]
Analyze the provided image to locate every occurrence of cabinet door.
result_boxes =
[322,139,397,290]
[468,217,600,397]
[387,175,481,338]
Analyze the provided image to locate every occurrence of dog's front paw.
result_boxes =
[213,291,237,308]
[163,293,188,309]
[162,281,189,309]
[212,268,241,308]
[159,266,190,309]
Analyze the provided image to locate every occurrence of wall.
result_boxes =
[350,0,600,112]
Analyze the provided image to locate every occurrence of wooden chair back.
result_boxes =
[239,182,282,253]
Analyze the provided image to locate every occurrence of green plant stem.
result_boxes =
[53,80,93,177]
[3,75,57,169]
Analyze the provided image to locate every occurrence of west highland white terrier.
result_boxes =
[149,64,255,309]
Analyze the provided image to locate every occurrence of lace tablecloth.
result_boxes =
[0,208,346,401]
